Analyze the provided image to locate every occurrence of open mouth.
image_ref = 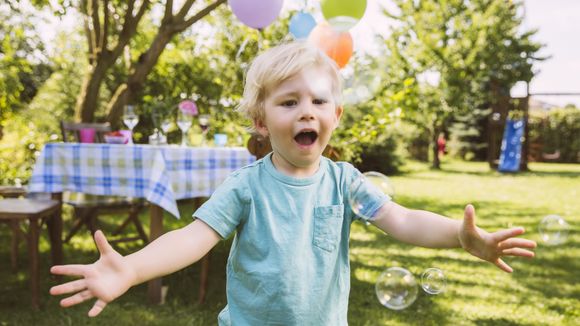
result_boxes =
[294,130,318,146]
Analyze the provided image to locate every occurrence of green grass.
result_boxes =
[1,161,578,325]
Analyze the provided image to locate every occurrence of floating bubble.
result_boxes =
[539,215,570,245]
[375,267,418,310]
[363,171,395,197]
[420,268,446,295]
[349,171,392,220]
[341,61,383,106]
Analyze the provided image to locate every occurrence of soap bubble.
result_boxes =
[420,268,446,295]
[363,171,395,197]
[349,172,393,220]
[539,215,570,245]
[375,267,418,310]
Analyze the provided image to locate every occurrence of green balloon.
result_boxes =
[321,0,367,22]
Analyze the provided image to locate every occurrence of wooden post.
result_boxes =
[520,94,530,171]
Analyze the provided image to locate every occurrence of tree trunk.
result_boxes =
[75,58,110,122]
[432,129,441,169]
[106,28,174,125]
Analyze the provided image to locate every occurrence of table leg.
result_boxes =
[198,253,210,304]
[194,197,210,304]
[147,204,164,304]
[29,217,40,309]
[47,193,63,266]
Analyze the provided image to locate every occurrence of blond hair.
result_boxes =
[237,41,342,124]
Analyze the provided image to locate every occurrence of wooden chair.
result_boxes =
[0,197,61,308]
[60,121,147,245]
[60,121,112,143]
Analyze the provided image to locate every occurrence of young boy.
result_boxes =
[50,41,536,325]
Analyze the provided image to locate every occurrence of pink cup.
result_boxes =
[79,128,96,143]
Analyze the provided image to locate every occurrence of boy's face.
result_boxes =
[255,66,343,176]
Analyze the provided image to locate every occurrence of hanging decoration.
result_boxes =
[321,0,367,31]
[308,22,353,68]
[289,12,317,39]
[229,0,284,29]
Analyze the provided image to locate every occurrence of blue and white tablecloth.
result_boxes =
[29,143,256,218]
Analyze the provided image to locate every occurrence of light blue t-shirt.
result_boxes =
[194,153,390,325]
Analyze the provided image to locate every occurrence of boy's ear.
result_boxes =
[334,105,344,128]
[254,119,269,137]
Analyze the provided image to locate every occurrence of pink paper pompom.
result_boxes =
[178,100,198,116]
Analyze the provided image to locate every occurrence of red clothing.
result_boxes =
[437,137,446,156]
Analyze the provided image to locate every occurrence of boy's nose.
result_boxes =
[299,103,315,121]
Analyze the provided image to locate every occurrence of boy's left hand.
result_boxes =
[458,204,536,273]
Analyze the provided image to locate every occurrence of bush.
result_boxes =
[529,107,580,163]
[354,132,405,175]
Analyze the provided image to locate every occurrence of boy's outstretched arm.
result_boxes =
[50,219,220,317]
[372,202,536,273]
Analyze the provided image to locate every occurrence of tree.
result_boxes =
[0,4,51,139]
[383,0,543,168]
[17,0,228,124]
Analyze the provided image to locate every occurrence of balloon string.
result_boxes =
[235,36,250,60]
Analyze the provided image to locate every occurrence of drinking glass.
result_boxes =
[123,105,139,144]
[177,109,193,147]
[198,114,210,146]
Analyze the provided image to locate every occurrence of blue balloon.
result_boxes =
[289,12,317,39]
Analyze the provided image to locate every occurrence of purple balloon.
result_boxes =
[229,0,284,29]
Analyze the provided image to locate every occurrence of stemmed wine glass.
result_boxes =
[177,109,192,147]
[123,105,139,145]
[198,114,210,146]
[160,117,172,141]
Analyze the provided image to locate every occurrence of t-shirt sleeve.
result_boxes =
[193,171,249,239]
[343,164,391,222]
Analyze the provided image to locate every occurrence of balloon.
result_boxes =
[289,12,317,39]
[321,0,367,31]
[308,22,353,68]
[228,0,284,29]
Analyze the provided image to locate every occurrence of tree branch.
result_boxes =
[165,0,174,19]
[88,0,101,53]
[175,0,196,21]
[110,0,150,62]
[101,0,110,52]
[175,0,226,32]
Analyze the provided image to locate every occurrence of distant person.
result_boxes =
[49,41,536,325]
[437,132,447,160]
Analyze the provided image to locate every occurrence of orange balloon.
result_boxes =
[308,22,353,68]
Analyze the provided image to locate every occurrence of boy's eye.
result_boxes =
[313,98,327,105]
[281,100,298,107]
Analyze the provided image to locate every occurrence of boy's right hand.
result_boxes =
[50,230,137,317]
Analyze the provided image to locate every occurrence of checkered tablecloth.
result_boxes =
[29,143,256,218]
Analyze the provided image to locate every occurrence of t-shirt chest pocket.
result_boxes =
[313,204,344,252]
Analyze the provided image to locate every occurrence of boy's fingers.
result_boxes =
[493,227,525,242]
[94,230,113,255]
[50,279,87,295]
[494,258,513,273]
[88,300,107,317]
[502,248,535,258]
[499,238,537,250]
[60,289,94,307]
[51,264,87,276]
[462,204,476,230]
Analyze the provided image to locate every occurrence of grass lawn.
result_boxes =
[1,160,578,325]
